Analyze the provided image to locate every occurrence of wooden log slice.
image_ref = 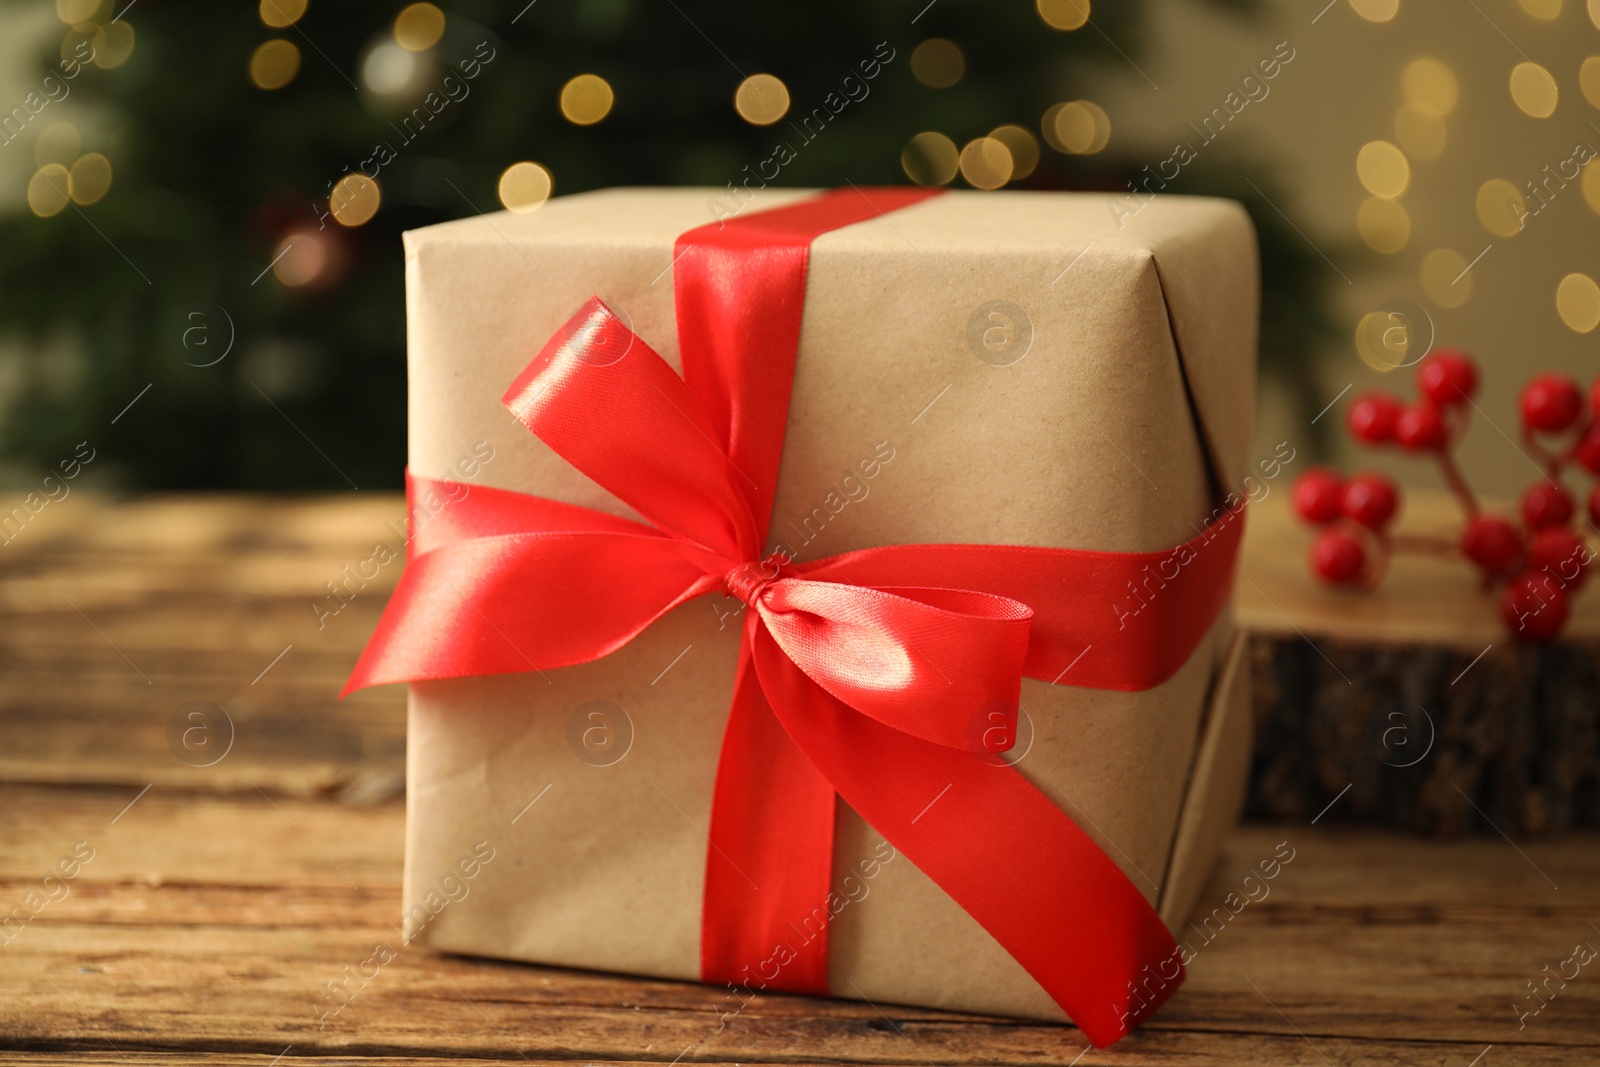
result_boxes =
[1239,489,1600,836]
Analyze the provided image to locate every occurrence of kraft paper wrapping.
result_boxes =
[397,188,1258,1021]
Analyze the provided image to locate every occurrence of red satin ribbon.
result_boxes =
[345,188,1244,1047]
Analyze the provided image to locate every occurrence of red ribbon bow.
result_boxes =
[346,188,1243,1046]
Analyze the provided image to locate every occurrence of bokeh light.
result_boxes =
[362,42,420,95]
[560,74,614,125]
[1510,62,1558,117]
[910,39,964,88]
[498,162,553,212]
[1475,179,1525,237]
[1403,58,1459,115]
[250,39,301,90]
[26,164,70,218]
[1581,57,1600,109]
[1556,273,1600,332]
[34,122,80,168]
[394,3,445,51]
[92,21,134,69]
[1591,0,1600,28]
[1394,102,1445,160]
[901,132,959,186]
[273,232,328,287]
[989,125,1039,180]
[1047,100,1111,154]
[1517,0,1562,17]
[259,0,308,28]
[959,137,1013,189]
[1357,197,1410,253]
[55,0,96,23]
[734,74,789,125]
[1036,0,1089,30]
[1584,160,1600,215]
[1420,248,1472,308]
[1356,140,1409,198]
[67,153,112,206]
[329,174,380,227]
[60,25,95,64]
[1349,0,1399,22]
[1355,310,1418,371]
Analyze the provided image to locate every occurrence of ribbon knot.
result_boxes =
[725,554,789,607]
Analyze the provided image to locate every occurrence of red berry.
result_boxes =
[1500,571,1569,642]
[1520,373,1583,433]
[1574,424,1600,475]
[1341,471,1399,530]
[1589,485,1600,528]
[1461,514,1521,575]
[1292,468,1344,524]
[1521,483,1574,530]
[1310,529,1367,586]
[1394,404,1446,450]
[1528,527,1590,590]
[1417,350,1478,407]
[1590,376,1600,418]
[1347,391,1401,444]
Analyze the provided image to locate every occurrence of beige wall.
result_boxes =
[1101,0,1600,497]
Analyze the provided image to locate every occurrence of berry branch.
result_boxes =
[1292,350,1598,642]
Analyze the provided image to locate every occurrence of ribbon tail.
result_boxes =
[700,621,835,996]
[750,626,1182,1047]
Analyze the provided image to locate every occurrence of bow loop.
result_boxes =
[752,579,1034,751]
[503,298,762,563]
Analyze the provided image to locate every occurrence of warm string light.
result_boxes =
[394,2,445,51]
[910,39,964,88]
[733,74,789,125]
[1556,273,1600,333]
[1419,249,1471,309]
[1517,0,1562,18]
[1040,99,1110,156]
[1509,61,1558,118]
[1356,59,1456,265]
[988,125,1039,180]
[26,148,113,218]
[250,39,301,90]
[1581,57,1600,109]
[560,74,614,125]
[1473,179,1524,238]
[1035,0,1089,30]
[901,132,958,186]
[958,137,1012,189]
[330,174,381,227]
[259,0,308,28]
[1348,0,1399,21]
[1357,199,1409,254]
[1357,140,1410,199]
[498,162,553,213]
[57,0,135,70]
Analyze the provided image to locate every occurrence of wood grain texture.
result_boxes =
[2,785,1596,1064]
[0,493,408,797]
[1240,488,1600,834]
[3,494,1598,1065]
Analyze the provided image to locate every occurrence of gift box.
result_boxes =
[349,187,1258,1045]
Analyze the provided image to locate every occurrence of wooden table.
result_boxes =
[3,494,1597,1065]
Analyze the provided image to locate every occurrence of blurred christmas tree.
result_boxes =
[0,0,1337,490]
